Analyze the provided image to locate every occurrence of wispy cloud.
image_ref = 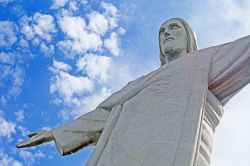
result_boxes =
[20,12,57,43]
[0,150,22,166]
[60,86,112,120]
[44,1,128,120]
[0,21,17,48]
[0,0,13,4]
[77,53,112,82]
[14,110,25,122]
[50,0,87,10]
[0,111,16,138]
[19,150,45,166]
[0,52,14,64]
[50,0,69,9]
[0,52,25,105]
[88,12,109,35]
[104,32,120,56]
[50,60,93,106]
[101,2,119,29]
[57,13,102,57]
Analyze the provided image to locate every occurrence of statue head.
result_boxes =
[159,18,198,65]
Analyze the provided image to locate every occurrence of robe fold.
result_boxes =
[52,35,250,166]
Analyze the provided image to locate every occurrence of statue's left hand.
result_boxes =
[16,130,54,148]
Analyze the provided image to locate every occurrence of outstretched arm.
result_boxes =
[51,107,110,155]
[16,69,157,155]
[208,35,250,104]
[16,130,54,148]
[16,107,110,155]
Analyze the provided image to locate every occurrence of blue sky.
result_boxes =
[0,0,250,165]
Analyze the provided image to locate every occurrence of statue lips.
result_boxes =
[164,37,175,43]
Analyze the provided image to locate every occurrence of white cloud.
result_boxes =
[14,110,25,122]
[77,0,87,5]
[51,0,88,11]
[0,52,14,64]
[62,87,112,119]
[0,113,16,138]
[19,150,34,165]
[68,1,78,11]
[40,43,54,56]
[101,2,119,29]
[58,109,72,121]
[0,21,17,47]
[58,14,102,56]
[50,71,93,105]
[76,54,112,82]
[0,96,7,106]
[8,66,24,97]
[101,2,118,17]
[19,12,57,58]
[0,151,22,166]
[117,27,126,35]
[0,66,12,81]
[104,32,120,56]
[51,59,71,72]
[58,15,86,41]
[78,87,111,114]
[19,150,45,166]
[17,126,30,138]
[20,13,57,43]
[19,38,29,48]
[0,65,12,87]
[55,2,123,58]
[88,12,109,35]
[33,13,57,42]
[31,37,40,46]
[0,52,25,103]
[20,17,34,40]
[11,161,22,166]
[50,60,93,106]
[50,0,69,9]
[0,0,13,4]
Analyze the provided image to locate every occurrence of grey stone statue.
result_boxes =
[17,18,250,166]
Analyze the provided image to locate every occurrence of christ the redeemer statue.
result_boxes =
[17,18,250,166]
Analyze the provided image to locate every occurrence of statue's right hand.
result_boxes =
[16,130,54,148]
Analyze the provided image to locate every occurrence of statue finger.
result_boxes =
[16,140,33,148]
[16,138,43,148]
[28,132,37,138]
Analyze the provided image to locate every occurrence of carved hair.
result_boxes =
[159,18,198,65]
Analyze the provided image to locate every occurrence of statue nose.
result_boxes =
[164,31,170,37]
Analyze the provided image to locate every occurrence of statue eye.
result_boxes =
[173,25,178,29]
[170,24,180,30]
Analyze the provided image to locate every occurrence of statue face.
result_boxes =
[159,19,188,60]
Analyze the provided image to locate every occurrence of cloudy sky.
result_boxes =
[0,0,250,165]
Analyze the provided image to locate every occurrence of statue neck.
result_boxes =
[166,49,187,62]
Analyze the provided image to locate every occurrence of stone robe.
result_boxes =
[52,36,250,166]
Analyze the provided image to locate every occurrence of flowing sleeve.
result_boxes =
[208,35,250,105]
[52,108,110,156]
